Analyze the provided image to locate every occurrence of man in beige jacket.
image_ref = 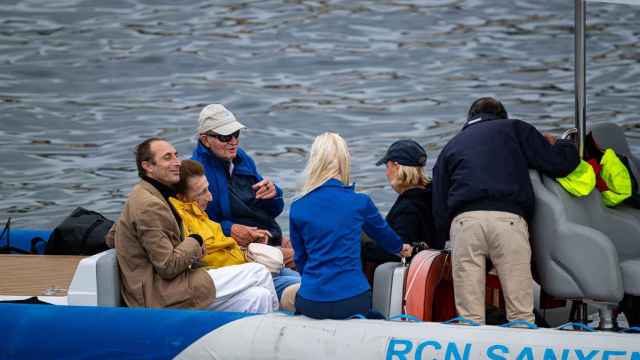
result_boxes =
[106,137,277,312]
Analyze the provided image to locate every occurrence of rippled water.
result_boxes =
[1,0,640,230]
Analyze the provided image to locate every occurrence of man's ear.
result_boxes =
[199,135,209,148]
[141,160,153,175]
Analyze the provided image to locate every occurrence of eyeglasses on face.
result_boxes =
[204,130,240,143]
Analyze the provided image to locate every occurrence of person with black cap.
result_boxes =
[362,140,436,266]
[431,97,580,325]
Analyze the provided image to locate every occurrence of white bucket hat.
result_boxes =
[246,243,284,274]
[197,104,246,136]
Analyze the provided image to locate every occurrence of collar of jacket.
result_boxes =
[142,175,176,201]
[320,178,356,190]
[463,112,504,129]
[193,141,252,175]
[399,185,430,199]
[138,178,184,236]
[169,197,208,220]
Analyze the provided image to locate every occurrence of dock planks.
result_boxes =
[0,255,84,296]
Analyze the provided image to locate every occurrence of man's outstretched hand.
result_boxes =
[543,132,557,145]
[253,178,277,200]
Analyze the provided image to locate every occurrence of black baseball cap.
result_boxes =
[375,139,427,167]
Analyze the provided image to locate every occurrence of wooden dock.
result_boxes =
[0,255,84,296]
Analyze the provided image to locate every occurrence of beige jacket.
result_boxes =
[106,180,215,308]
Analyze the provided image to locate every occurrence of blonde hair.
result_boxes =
[390,164,429,193]
[299,132,351,198]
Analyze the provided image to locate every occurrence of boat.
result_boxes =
[2,0,640,358]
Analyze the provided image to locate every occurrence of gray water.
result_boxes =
[1,0,640,231]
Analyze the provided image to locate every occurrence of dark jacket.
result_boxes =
[387,186,436,246]
[432,116,580,248]
[191,141,284,240]
[363,186,436,263]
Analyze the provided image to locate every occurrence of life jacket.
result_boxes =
[556,132,635,206]
[556,160,596,197]
[598,148,633,206]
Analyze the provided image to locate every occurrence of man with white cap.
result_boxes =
[191,104,295,268]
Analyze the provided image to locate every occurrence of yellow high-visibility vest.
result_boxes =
[600,149,633,207]
[556,160,596,197]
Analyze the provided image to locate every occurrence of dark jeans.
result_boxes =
[295,290,378,320]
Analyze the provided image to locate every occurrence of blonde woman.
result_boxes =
[363,140,437,266]
[289,132,412,319]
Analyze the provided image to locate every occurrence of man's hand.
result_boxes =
[253,178,277,200]
[543,132,557,145]
[186,236,207,259]
[231,224,272,247]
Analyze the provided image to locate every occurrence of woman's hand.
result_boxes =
[399,244,413,258]
[231,224,272,247]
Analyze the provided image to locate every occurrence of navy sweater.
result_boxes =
[431,116,580,248]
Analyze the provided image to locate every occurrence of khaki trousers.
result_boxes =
[450,211,534,324]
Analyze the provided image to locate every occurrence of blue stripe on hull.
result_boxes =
[1,229,51,254]
[1,303,252,359]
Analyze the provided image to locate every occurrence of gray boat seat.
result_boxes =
[589,123,640,296]
[529,170,623,303]
[68,248,122,306]
[621,259,640,295]
[590,122,640,222]
[96,248,122,306]
[535,169,640,297]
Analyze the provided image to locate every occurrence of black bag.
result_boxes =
[45,207,113,255]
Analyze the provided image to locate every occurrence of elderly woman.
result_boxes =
[289,132,411,319]
[169,159,300,312]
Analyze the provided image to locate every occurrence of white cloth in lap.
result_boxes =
[206,262,279,313]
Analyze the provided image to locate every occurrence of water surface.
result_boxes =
[1,0,640,230]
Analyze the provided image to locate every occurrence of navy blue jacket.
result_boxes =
[290,179,403,302]
[431,116,580,248]
[191,141,284,237]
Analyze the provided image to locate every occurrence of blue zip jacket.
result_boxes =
[289,179,403,302]
[191,141,284,236]
[432,116,580,248]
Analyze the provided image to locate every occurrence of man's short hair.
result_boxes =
[175,159,205,194]
[467,97,508,121]
[135,137,164,178]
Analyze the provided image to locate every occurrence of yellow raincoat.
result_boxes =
[169,197,246,269]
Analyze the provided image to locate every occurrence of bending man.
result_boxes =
[432,98,580,324]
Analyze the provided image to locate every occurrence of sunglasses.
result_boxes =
[205,130,240,143]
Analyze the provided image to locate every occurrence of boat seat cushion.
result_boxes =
[621,259,640,296]
[96,249,122,307]
[529,170,623,302]
[544,173,640,297]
